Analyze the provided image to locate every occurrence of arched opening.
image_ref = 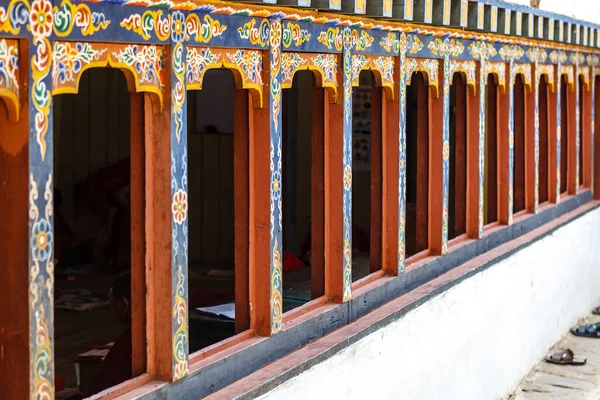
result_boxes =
[484,74,498,225]
[539,74,550,204]
[52,68,145,397]
[560,75,569,194]
[350,70,383,281]
[186,69,249,352]
[281,70,326,311]
[448,73,467,240]
[513,74,526,214]
[405,71,429,258]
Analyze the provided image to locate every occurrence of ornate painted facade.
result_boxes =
[1,0,600,398]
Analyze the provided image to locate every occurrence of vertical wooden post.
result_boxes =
[250,19,283,335]
[144,92,173,380]
[234,90,250,332]
[568,76,578,194]
[525,79,536,212]
[382,69,399,276]
[28,28,55,397]
[486,75,498,224]
[170,39,189,380]
[497,71,511,225]
[548,79,559,203]
[582,82,592,187]
[324,84,344,302]
[429,59,446,255]
[0,95,29,399]
[341,32,352,301]
[310,84,325,298]
[467,69,482,238]
[130,93,146,377]
[398,37,408,271]
[370,86,382,272]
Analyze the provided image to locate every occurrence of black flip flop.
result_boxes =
[592,307,600,316]
[545,349,586,365]
[571,322,600,338]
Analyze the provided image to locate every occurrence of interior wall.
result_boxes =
[53,69,131,215]
[188,70,235,265]
[257,207,600,400]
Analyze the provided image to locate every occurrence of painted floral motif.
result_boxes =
[185,14,227,43]
[281,52,307,84]
[407,35,424,55]
[512,63,532,87]
[526,46,548,63]
[487,62,507,88]
[379,32,399,54]
[31,0,53,37]
[186,47,220,86]
[468,41,497,60]
[0,0,29,35]
[52,42,106,88]
[449,60,476,89]
[172,265,189,379]
[344,165,352,191]
[422,58,439,86]
[53,0,110,37]
[269,19,283,334]
[549,50,568,64]
[113,45,162,85]
[29,173,54,397]
[373,56,394,85]
[351,54,369,81]
[499,44,524,61]
[282,22,311,48]
[171,11,185,43]
[227,49,264,88]
[317,27,343,51]
[0,39,19,99]
[351,29,374,51]
[442,140,450,161]
[172,189,188,225]
[311,53,337,89]
[120,9,170,41]
[238,18,270,48]
[429,38,464,57]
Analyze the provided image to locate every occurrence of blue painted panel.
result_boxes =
[281,21,342,53]
[0,0,29,38]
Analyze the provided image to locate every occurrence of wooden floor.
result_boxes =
[509,314,600,399]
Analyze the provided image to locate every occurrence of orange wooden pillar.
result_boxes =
[144,93,174,380]
[581,80,592,188]
[311,84,325,298]
[567,76,578,194]
[130,93,146,376]
[0,80,29,399]
[250,20,284,335]
[429,59,445,255]
[234,89,250,332]
[382,69,399,276]
[525,79,536,213]
[324,51,348,303]
[547,79,559,203]
[466,75,481,238]
[497,73,511,224]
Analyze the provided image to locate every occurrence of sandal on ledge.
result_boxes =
[571,322,600,338]
[592,307,600,316]
[545,349,586,365]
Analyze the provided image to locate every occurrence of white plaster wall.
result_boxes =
[257,208,600,400]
